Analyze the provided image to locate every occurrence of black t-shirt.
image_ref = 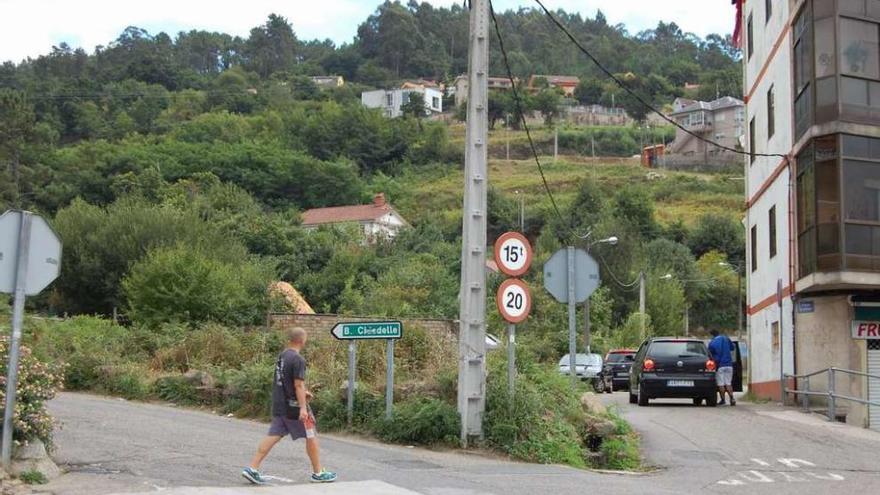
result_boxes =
[271,348,306,417]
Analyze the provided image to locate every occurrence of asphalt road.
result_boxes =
[37,392,880,494]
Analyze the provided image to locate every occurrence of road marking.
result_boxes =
[262,474,295,483]
[778,458,815,469]
[717,479,747,486]
[717,458,847,487]
[777,472,807,483]
[806,472,845,481]
[739,471,774,483]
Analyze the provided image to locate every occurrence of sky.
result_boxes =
[0,0,736,63]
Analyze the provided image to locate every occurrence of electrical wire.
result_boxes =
[532,0,789,161]
[593,250,641,289]
[489,2,574,237]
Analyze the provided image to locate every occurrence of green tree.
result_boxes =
[573,78,604,105]
[688,213,745,265]
[244,14,299,78]
[0,89,36,208]
[400,92,426,119]
[532,88,562,126]
[123,244,276,327]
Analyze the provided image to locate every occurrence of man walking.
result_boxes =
[242,327,337,484]
[708,329,736,406]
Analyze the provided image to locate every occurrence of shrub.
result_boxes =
[98,364,151,400]
[483,353,588,467]
[377,398,459,446]
[26,316,131,391]
[19,470,48,485]
[216,360,274,419]
[0,338,64,447]
[123,244,276,328]
[154,375,201,405]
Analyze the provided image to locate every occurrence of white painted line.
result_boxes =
[778,458,816,469]
[739,470,774,483]
[806,472,845,481]
[750,458,771,466]
[717,479,747,486]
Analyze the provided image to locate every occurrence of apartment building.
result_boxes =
[743,0,880,429]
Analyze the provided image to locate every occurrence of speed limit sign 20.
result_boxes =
[496,279,532,323]
[494,232,533,277]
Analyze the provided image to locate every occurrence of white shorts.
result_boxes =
[716,367,734,387]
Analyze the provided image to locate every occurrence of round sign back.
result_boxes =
[496,278,532,324]
[494,232,533,277]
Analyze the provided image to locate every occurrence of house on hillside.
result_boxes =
[666,96,745,167]
[401,79,443,91]
[528,75,580,97]
[361,87,443,118]
[453,74,518,107]
[310,75,344,88]
[300,193,408,240]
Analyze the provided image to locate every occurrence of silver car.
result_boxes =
[558,353,603,381]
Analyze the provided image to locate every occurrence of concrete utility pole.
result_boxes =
[639,271,646,340]
[458,0,489,446]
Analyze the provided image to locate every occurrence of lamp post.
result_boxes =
[583,235,618,354]
[514,190,524,232]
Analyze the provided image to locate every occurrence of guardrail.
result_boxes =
[785,367,880,422]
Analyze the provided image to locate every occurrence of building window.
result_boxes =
[772,321,780,351]
[840,18,879,80]
[432,96,440,109]
[793,7,813,139]
[747,13,755,60]
[751,225,759,272]
[767,85,776,138]
[765,0,772,23]
[769,205,778,258]
[749,117,757,163]
[386,93,393,107]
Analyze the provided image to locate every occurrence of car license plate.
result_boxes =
[667,380,694,387]
[615,372,627,377]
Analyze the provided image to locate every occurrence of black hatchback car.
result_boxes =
[629,338,719,407]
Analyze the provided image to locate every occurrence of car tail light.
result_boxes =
[706,359,717,372]
[643,359,655,372]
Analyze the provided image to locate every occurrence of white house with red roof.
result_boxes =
[300,193,408,240]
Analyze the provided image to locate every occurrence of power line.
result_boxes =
[489,2,570,233]
[532,0,789,161]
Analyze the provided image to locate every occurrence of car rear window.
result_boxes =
[606,353,634,363]
[648,341,707,359]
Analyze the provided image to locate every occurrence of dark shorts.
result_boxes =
[268,413,316,441]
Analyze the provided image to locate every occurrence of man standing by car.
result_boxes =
[242,327,337,484]
[708,329,736,406]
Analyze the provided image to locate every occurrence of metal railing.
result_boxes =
[785,367,880,422]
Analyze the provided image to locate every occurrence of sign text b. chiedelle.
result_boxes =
[331,321,403,340]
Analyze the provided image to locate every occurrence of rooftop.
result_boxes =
[301,193,394,226]
[670,96,744,116]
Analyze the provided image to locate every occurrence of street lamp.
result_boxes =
[719,261,744,342]
[581,234,618,355]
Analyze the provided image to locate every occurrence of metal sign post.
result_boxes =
[347,341,356,426]
[777,279,785,404]
[0,210,62,469]
[544,247,600,388]
[494,232,533,400]
[330,321,403,426]
[567,248,577,386]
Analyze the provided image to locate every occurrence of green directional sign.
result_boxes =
[331,321,403,340]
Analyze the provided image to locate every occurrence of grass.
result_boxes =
[741,390,772,404]
[394,156,744,231]
[19,470,48,485]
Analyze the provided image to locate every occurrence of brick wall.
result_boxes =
[269,313,458,347]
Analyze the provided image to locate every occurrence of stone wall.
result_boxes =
[269,313,458,347]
